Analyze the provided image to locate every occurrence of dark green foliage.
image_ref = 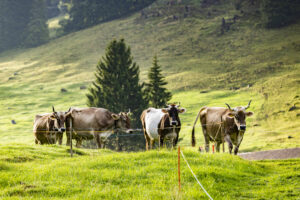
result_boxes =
[23,0,49,47]
[145,56,172,108]
[0,0,31,52]
[0,0,49,52]
[62,0,155,33]
[86,39,148,127]
[260,0,300,28]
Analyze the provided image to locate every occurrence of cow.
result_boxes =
[33,106,69,145]
[191,100,253,155]
[65,107,131,148]
[140,104,186,150]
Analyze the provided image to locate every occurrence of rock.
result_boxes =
[289,105,298,111]
[8,77,15,80]
[230,87,240,90]
[200,91,208,93]
[296,113,300,117]
[288,136,293,139]
[14,72,18,76]
[253,124,260,127]
[11,120,16,124]
[294,95,299,99]
[61,88,68,93]
[80,86,87,90]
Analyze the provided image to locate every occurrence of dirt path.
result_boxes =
[239,148,300,160]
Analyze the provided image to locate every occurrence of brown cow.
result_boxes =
[140,104,186,150]
[33,106,69,145]
[191,101,253,155]
[65,107,131,148]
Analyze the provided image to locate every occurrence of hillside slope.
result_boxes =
[0,0,299,150]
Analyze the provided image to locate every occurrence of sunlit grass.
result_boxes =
[0,144,299,199]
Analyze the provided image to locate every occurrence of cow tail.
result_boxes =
[192,107,205,147]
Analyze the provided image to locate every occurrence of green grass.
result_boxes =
[0,144,299,199]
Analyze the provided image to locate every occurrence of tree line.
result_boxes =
[0,1,299,53]
[61,0,156,33]
[86,39,171,127]
[0,0,49,52]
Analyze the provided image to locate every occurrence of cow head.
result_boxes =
[50,106,70,133]
[162,103,186,127]
[111,111,131,130]
[225,100,254,132]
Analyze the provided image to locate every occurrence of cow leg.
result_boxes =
[174,130,179,146]
[66,131,71,146]
[234,140,243,155]
[76,138,82,148]
[234,146,239,155]
[234,132,244,155]
[158,135,161,150]
[225,134,233,154]
[160,136,164,149]
[216,142,221,153]
[150,139,154,150]
[58,133,63,145]
[95,134,101,149]
[144,132,150,151]
[204,135,210,153]
[201,124,210,152]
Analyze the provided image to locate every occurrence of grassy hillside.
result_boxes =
[0,0,299,151]
[0,144,299,199]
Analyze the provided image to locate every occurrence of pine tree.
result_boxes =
[145,56,172,108]
[86,39,148,127]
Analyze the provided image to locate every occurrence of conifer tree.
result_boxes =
[86,39,148,127]
[145,56,172,108]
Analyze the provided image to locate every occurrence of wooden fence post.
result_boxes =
[178,146,181,192]
[70,118,73,157]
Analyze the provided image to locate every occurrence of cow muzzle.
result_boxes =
[126,129,133,134]
[59,128,66,132]
[171,121,178,126]
[240,125,246,131]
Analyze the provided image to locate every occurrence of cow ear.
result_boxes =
[178,108,186,113]
[50,114,56,120]
[227,112,235,118]
[111,114,120,120]
[246,111,254,117]
[161,109,168,113]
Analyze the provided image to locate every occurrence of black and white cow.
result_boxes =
[141,104,186,150]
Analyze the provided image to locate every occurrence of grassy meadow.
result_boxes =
[0,144,299,199]
[0,0,299,149]
[0,0,299,199]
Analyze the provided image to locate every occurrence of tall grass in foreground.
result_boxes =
[0,144,299,199]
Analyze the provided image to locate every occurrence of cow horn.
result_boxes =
[52,106,56,113]
[225,103,232,110]
[178,102,181,107]
[244,100,252,110]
